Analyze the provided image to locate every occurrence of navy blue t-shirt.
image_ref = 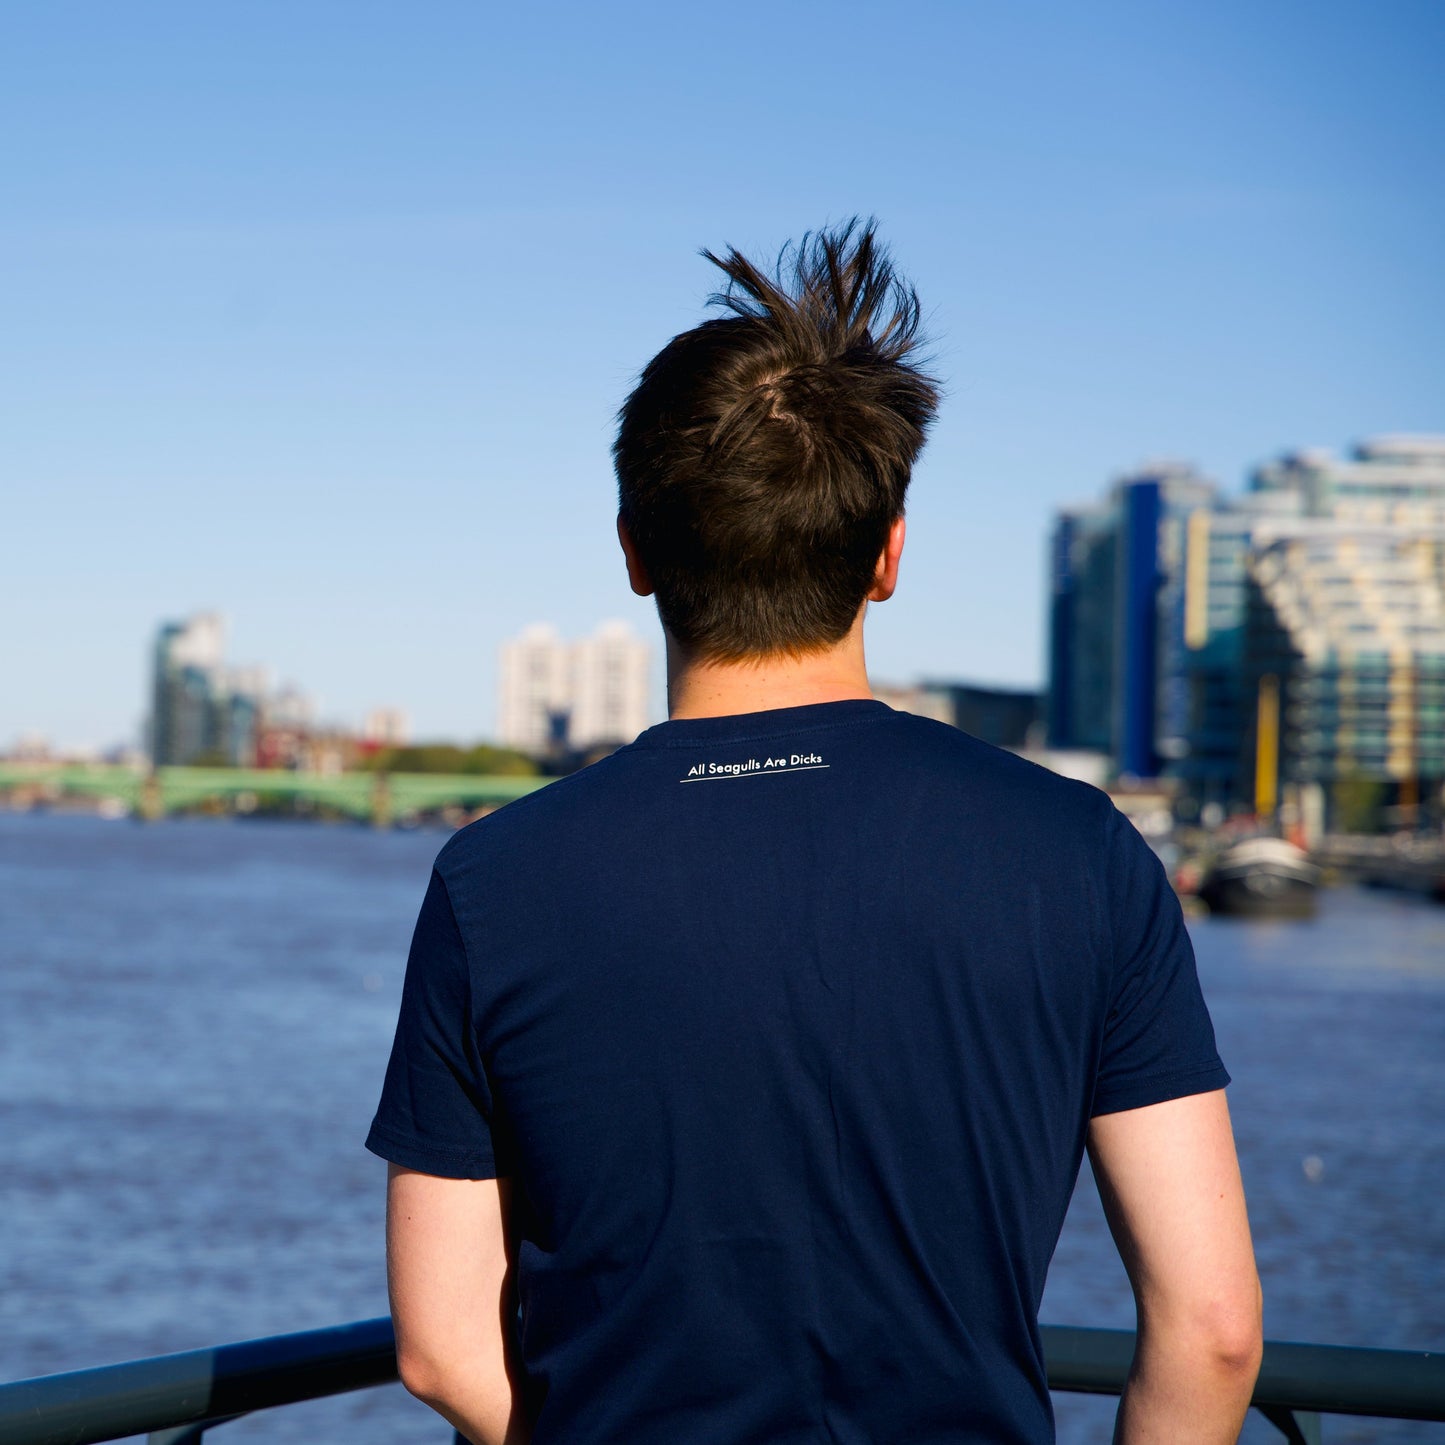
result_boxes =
[366,700,1228,1444]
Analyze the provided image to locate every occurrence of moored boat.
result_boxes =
[1198,836,1320,919]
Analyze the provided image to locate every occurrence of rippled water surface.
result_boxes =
[2,813,1442,1443]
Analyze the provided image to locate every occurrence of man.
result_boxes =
[366,221,1262,1445]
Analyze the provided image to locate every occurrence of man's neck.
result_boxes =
[665,618,873,720]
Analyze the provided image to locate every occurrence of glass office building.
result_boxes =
[1245,530,1445,816]
[1047,464,1214,779]
[1049,436,1445,813]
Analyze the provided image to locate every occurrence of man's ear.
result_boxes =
[617,514,654,598]
[867,515,906,603]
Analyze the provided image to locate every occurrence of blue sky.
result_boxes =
[4,1,1442,748]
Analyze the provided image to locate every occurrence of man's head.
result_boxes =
[614,220,939,661]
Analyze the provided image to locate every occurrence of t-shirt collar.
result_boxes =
[628,698,891,749]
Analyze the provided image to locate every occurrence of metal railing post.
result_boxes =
[147,1414,246,1445]
[1257,1403,1323,1444]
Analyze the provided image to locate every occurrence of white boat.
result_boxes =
[1198,837,1320,919]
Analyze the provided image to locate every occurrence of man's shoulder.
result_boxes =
[881,709,1113,824]
[433,748,641,874]
[433,711,1116,880]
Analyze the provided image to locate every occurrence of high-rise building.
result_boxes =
[1047,463,1215,778]
[150,613,226,766]
[1252,435,1445,526]
[1051,436,1445,813]
[1184,437,1445,812]
[1244,530,1445,818]
[1174,506,1258,803]
[150,614,306,768]
[498,622,652,753]
[1047,506,1116,753]
[498,625,574,754]
[215,666,270,767]
[569,621,653,750]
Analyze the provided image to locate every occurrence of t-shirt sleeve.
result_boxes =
[1091,807,1230,1117]
[365,867,501,1178]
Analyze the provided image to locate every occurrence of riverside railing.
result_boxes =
[1,1319,1441,1445]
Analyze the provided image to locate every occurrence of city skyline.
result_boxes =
[1048,434,1445,825]
[10,433,1445,756]
[147,610,409,771]
[4,3,1442,749]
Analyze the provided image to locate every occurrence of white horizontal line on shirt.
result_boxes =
[680,765,831,782]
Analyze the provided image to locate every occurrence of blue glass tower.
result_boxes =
[1117,479,1161,779]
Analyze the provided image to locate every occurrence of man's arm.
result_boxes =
[386,1164,529,1445]
[1087,1089,1263,1445]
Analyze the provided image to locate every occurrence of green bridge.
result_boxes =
[0,763,549,825]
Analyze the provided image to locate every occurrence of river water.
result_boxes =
[1,812,1441,1444]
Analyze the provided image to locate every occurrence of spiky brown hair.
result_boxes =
[615,219,940,659]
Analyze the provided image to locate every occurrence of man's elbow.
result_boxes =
[1225,1279,1265,1377]
[1145,1274,1264,1382]
[395,1340,459,1409]
[1197,1276,1265,1379]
